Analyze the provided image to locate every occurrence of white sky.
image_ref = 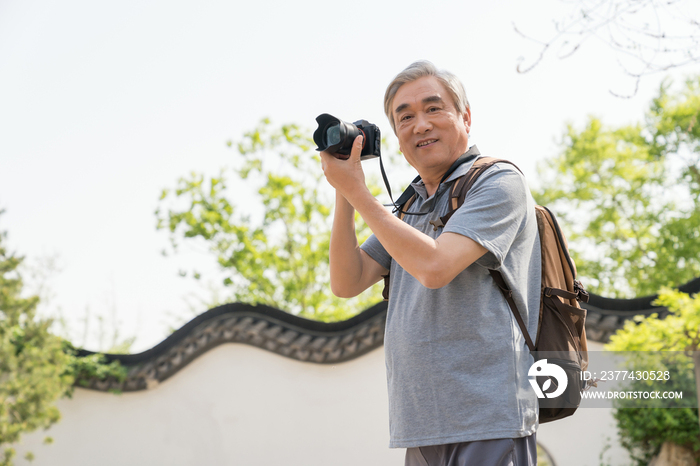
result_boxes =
[1,0,699,352]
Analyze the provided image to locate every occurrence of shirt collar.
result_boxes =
[410,145,480,201]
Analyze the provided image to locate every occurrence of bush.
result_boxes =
[0,224,126,465]
[605,289,700,465]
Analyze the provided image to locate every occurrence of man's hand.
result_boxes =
[320,135,370,206]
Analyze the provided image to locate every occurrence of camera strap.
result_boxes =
[380,146,480,216]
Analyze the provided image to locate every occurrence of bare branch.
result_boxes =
[515,0,700,96]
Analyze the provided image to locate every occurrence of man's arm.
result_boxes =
[321,137,487,290]
[329,190,388,298]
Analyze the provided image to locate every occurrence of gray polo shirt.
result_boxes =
[361,151,541,448]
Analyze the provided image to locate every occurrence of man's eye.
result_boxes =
[428,107,440,112]
[401,115,412,121]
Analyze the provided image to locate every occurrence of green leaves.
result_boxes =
[606,289,700,353]
[157,118,382,321]
[63,345,127,391]
[534,78,700,297]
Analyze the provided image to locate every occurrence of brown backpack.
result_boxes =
[384,157,589,423]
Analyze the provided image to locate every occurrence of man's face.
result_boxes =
[392,76,471,175]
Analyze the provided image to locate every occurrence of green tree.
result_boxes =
[0,223,73,465]
[534,76,700,297]
[535,76,700,463]
[605,289,700,465]
[156,119,385,321]
[0,219,127,466]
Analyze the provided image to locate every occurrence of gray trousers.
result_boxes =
[404,434,537,466]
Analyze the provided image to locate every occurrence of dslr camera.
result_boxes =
[313,113,381,161]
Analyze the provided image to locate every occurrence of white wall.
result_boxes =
[13,341,631,466]
[14,344,404,466]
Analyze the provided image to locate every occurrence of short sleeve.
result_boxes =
[443,164,531,270]
[360,233,392,270]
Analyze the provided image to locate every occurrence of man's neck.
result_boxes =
[422,174,446,198]
[419,145,480,197]
[420,155,464,197]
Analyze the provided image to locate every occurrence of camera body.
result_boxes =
[313,113,381,161]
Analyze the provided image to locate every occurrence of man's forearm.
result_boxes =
[329,192,367,298]
[348,190,485,289]
[349,191,440,286]
[320,139,484,290]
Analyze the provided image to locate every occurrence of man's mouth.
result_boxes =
[417,139,438,148]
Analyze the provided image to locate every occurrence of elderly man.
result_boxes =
[320,61,540,466]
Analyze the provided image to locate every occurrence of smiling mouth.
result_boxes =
[417,139,438,147]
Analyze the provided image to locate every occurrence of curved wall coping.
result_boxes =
[77,276,700,392]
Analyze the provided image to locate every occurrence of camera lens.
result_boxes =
[325,125,341,147]
[313,113,370,158]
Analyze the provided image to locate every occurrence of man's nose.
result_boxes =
[413,113,432,133]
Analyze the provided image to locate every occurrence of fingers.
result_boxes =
[320,135,368,203]
[350,135,364,161]
[320,150,335,170]
[320,134,363,179]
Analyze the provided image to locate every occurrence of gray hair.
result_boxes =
[384,60,470,134]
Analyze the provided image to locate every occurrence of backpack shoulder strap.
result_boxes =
[428,157,522,231]
[489,269,536,352]
[398,193,418,221]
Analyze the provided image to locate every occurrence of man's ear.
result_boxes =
[462,108,472,134]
